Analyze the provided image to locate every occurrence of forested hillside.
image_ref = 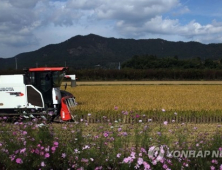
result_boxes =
[1,34,222,70]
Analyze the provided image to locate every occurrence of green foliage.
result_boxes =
[72,68,222,80]
[121,55,222,69]
[2,67,222,80]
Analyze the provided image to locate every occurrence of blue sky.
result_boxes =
[0,0,222,58]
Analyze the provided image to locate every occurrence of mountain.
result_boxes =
[1,34,222,70]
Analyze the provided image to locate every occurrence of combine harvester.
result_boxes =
[0,67,76,122]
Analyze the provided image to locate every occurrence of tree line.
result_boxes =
[2,53,222,80]
[121,55,222,69]
[1,68,222,80]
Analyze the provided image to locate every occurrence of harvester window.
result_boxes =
[52,71,65,87]
[30,72,35,85]
[40,73,51,92]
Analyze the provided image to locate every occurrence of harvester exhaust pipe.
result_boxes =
[65,75,76,87]
[71,79,76,87]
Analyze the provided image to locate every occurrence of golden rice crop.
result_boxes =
[65,84,222,113]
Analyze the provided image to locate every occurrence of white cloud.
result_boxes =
[114,13,222,44]
[8,0,39,8]
[172,6,190,16]
[66,0,102,10]
[95,0,180,21]
[0,0,222,58]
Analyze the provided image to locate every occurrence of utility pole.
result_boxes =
[118,62,121,70]
[36,62,38,67]
[15,57,17,70]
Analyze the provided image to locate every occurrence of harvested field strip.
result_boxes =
[63,81,222,86]
[71,110,222,123]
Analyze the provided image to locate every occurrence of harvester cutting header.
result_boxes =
[0,67,76,122]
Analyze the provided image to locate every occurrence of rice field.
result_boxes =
[69,84,222,112]
[63,81,222,123]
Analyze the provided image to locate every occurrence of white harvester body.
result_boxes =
[0,75,44,109]
[0,67,76,121]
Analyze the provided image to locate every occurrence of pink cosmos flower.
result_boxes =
[118,128,122,132]
[123,111,128,115]
[41,161,46,167]
[9,154,15,161]
[211,166,215,170]
[137,158,143,165]
[103,132,109,138]
[136,114,140,118]
[157,132,162,136]
[83,145,90,150]
[14,150,19,154]
[54,141,59,146]
[163,121,168,125]
[141,148,147,154]
[20,148,26,153]
[110,137,114,141]
[123,157,133,163]
[22,131,27,135]
[51,146,56,153]
[74,149,79,153]
[117,153,121,158]
[143,161,151,170]
[152,160,157,165]
[62,153,66,158]
[163,164,168,169]
[45,153,50,158]
[122,132,128,136]
[35,149,40,154]
[16,158,23,164]
[212,159,218,164]
[77,167,84,170]
[81,158,89,163]
[45,146,50,152]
